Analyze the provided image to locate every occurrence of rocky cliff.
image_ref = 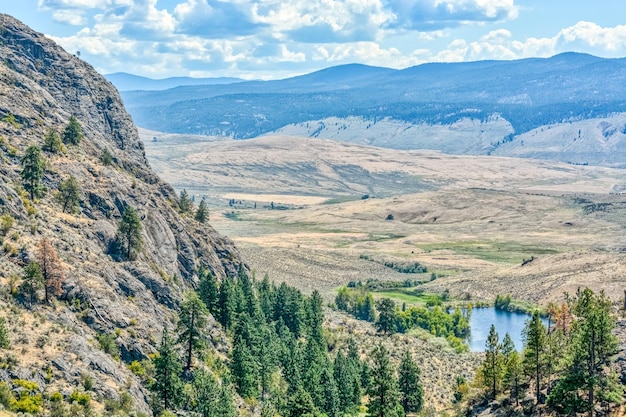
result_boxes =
[0,14,241,413]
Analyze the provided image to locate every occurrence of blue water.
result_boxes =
[467,307,547,352]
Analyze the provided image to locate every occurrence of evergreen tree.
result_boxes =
[505,350,523,405]
[363,292,376,322]
[320,366,340,417]
[191,369,220,417]
[482,324,504,399]
[307,290,325,347]
[273,282,305,337]
[375,297,397,334]
[116,205,143,260]
[218,277,235,330]
[179,189,193,213]
[151,327,183,414]
[195,199,209,222]
[547,289,620,416]
[36,237,65,303]
[21,261,43,304]
[501,333,523,405]
[258,324,278,400]
[523,310,548,404]
[334,349,361,411]
[197,266,219,316]
[42,128,63,153]
[286,386,318,417]
[177,291,209,370]
[303,336,329,409]
[62,115,83,145]
[398,350,423,414]
[21,145,45,201]
[56,176,80,214]
[216,382,236,417]
[360,360,372,393]
[257,274,275,321]
[230,334,260,399]
[0,317,10,348]
[367,344,402,417]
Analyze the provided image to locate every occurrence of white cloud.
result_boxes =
[555,21,626,53]
[385,0,519,30]
[51,9,88,25]
[429,22,626,63]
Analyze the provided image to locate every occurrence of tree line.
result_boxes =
[335,287,470,352]
[148,267,425,417]
[474,288,621,416]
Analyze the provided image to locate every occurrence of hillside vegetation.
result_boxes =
[0,14,243,414]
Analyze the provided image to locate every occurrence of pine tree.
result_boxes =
[547,289,620,416]
[398,350,423,414]
[482,324,504,399]
[523,310,548,404]
[258,324,278,400]
[320,366,340,417]
[56,176,80,213]
[286,386,318,417]
[62,115,83,145]
[363,292,376,322]
[191,369,220,417]
[216,381,236,417]
[218,277,235,330]
[334,349,361,411]
[230,334,260,399]
[195,199,209,222]
[197,266,219,316]
[501,333,522,405]
[375,297,397,334]
[177,291,208,370]
[257,274,275,321]
[36,238,65,303]
[21,261,43,304]
[151,327,183,414]
[116,205,143,260]
[505,350,523,405]
[42,128,63,153]
[307,290,325,347]
[21,145,45,201]
[179,189,193,213]
[367,344,402,417]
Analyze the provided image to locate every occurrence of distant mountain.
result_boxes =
[105,72,244,91]
[121,53,626,165]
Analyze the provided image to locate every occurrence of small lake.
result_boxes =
[467,307,547,352]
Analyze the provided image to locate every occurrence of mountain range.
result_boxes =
[117,53,626,166]
[104,72,243,91]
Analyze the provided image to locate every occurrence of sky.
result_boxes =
[3,0,626,80]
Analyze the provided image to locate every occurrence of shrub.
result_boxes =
[101,148,114,165]
[0,213,14,235]
[69,390,90,406]
[96,332,119,357]
[10,380,42,414]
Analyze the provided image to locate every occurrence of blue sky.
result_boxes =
[3,0,626,79]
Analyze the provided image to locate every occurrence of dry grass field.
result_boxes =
[141,129,626,411]
[142,130,626,306]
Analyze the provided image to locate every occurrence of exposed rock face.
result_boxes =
[0,14,242,413]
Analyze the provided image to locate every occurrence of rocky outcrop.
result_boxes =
[0,14,242,413]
